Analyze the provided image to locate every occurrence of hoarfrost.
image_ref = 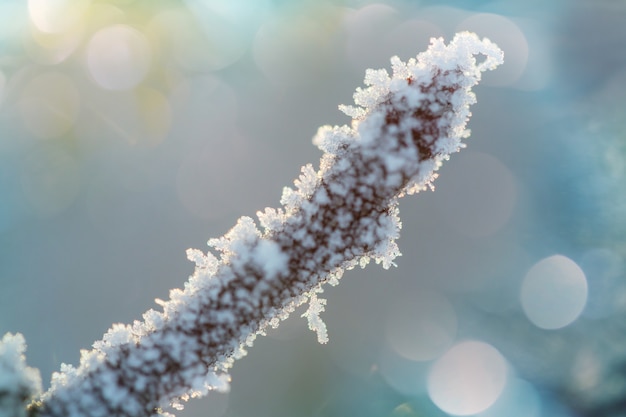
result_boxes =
[302,292,329,344]
[31,32,501,417]
[0,333,42,417]
[251,240,288,279]
[312,125,355,154]
[294,164,318,198]
[256,207,285,233]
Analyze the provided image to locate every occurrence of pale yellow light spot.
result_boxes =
[84,3,125,30]
[24,18,84,65]
[28,0,91,34]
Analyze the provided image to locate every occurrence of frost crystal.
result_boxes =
[0,333,42,417]
[302,292,329,344]
[31,32,501,417]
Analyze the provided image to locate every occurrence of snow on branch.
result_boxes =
[7,32,502,417]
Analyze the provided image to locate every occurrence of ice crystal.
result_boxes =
[27,32,502,417]
[0,333,42,417]
[302,291,329,344]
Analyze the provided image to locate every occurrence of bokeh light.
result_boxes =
[24,16,84,65]
[85,3,126,30]
[28,0,90,34]
[86,25,152,91]
[385,289,457,362]
[1,2,624,417]
[427,340,508,416]
[521,255,588,330]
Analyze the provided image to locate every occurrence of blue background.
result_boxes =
[1,0,625,416]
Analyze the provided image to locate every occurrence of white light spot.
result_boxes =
[521,255,588,330]
[86,25,152,91]
[457,13,528,87]
[18,72,81,140]
[385,289,457,362]
[428,340,508,416]
[28,0,90,34]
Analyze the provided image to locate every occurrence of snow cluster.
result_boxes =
[30,32,501,417]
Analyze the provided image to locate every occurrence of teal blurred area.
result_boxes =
[2,0,626,416]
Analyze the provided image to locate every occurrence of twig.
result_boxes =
[0,32,502,417]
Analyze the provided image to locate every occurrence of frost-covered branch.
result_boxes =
[3,32,502,417]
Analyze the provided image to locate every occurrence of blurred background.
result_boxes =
[1,0,625,416]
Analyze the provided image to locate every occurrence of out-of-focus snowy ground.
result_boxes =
[2,1,626,416]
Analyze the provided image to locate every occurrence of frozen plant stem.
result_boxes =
[6,32,502,417]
